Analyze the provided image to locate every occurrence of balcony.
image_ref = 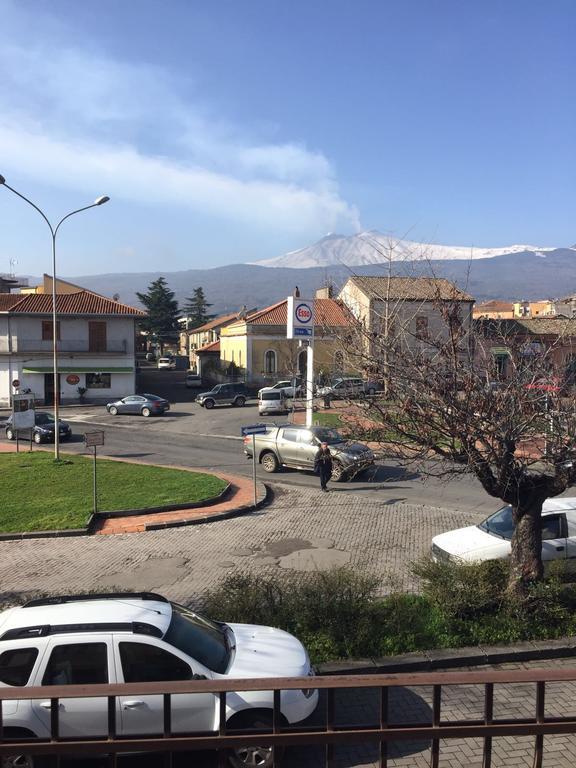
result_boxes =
[9,339,130,354]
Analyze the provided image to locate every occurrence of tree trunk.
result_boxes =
[507,499,544,596]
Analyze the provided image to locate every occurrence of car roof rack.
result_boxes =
[0,621,164,641]
[23,592,169,608]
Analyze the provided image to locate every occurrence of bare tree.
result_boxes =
[342,290,576,596]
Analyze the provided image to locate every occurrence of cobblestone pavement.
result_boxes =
[0,482,485,602]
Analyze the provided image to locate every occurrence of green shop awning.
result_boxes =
[490,347,510,356]
[22,366,134,373]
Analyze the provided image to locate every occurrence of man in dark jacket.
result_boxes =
[314,442,333,492]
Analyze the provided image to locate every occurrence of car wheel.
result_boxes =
[5,428,14,441]
[141,407,152,417]
[109,406,118,416]
[260,452,279,473]
[331,460,346,482]
[33,432,42,445]
[204,399,215,410]
[226,714,282,768]
[2,755,45,768]
[235,396,246,407]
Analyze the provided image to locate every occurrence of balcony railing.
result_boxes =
[0,668,575,766]
[8,339,129,354]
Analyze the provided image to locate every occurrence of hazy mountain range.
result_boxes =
[22,232,576,315]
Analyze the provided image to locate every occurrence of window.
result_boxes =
[120,642,192,683]
[0,648,38,686]
[282,428,300,442]
[42,643,108,685]
[41,321,60,341]
[541,515,565,540]
[264,350,277,375]
[164,604,229,674]
[334,351,344,371]
[86,373,111,389]
[415,316,428,338]
[299,430,315,444]
[88,321,107,353]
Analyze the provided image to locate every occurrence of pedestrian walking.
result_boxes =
[314,441,333,492]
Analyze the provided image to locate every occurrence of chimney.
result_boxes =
[293,286,300,297]
[315,285,333,299]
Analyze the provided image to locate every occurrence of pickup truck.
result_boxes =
[243,424,375,481]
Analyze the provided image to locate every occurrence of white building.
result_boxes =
[0,291,145,406]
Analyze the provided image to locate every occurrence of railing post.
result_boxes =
[273,688,282,768]
[533,681,545,768]
[218,690,227,768]
[482,682,494,768]
[430,684,441,768]
[325,687,335,768]
[379,686,389,768]
[107,695,117,768]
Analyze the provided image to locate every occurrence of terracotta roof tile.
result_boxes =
[197,340,220,353]
[475,317,576,336]
[0,294,25,311]
[184,312,240,334]
[239,298,352,327]
[347,276,474,302]
[5,291,144,316]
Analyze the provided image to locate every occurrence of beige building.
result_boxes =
[473,300,515,319]
[219,294,353,386]
[179,311,242,370]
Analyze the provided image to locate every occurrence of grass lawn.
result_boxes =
[0,453,228,532]
[313,411,344,427]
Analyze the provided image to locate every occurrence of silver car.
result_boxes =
[258,389,290,415]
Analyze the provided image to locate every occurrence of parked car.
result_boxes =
[243,424,375,481]
[145,352,156,362]
[185,372,204,389]
[0,592,318,768]
[4,412,72,444]
[316,377,377,399]
[106,393,170,417]
[258,389,290,415]
[196,383,247,409]
[258,379,303,398]
[431,498,576,570]
[157,357,176,370]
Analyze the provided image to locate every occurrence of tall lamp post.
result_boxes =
[0,174,109,460]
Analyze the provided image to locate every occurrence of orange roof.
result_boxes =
[0,294,25,311]
[197,340,220,353]
[241,298,352,327]
[2,291,144,316]
[187,312,240,334]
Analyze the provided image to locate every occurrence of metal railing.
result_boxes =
[1,668,576,766]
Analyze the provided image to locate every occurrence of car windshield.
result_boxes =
[164,603,230,674]
[312,427,344,444]
[35,413,55,425]
[478,505,515,540]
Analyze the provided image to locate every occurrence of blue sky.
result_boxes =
[1,0,575,276]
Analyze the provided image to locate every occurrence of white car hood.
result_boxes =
[226,623,310,678]
[433,525,511,560]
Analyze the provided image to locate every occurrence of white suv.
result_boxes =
[0,592,317,767]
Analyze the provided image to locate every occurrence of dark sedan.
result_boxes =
[106,393,170,417]
[5,412,72,444]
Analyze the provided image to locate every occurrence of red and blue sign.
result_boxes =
[295,303,312,323]
[287,296,314,338]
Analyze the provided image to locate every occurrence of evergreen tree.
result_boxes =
[136,277,180,353]
[182,287,215,328]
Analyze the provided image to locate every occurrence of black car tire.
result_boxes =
[331,460,346,482]
[260,452,279,473]
[235,396,246,407]
[204,399,215,409]
[33,433,42,445]
[1,753,49,768]
[109,406,118,416]
[226,713,282,768]
[141,407,152,417]
[5,428,14,441]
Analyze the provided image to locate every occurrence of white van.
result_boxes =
[258,389,289,415]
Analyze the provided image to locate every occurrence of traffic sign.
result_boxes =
[85,430,105,447]
[241,424,268,436]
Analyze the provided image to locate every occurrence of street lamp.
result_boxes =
[0,175,110,459]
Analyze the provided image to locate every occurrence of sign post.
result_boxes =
[12,392,35,454]
[241,424,268,507]
[287,296,315,427]
[84,431,105,515]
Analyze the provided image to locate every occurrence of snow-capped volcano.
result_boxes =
[249,231,560,269]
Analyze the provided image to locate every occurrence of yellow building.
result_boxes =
[179,311,242,370]
[219,295,353,385]
[513,300,555,318]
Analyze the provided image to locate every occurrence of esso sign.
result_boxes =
[295,303,313,323]
[66,374,80,385]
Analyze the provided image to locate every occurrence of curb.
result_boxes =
[90,483,232,521]
[143,481,270,531]
[317,637,576,676]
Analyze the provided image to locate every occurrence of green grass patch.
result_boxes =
[313,412,344,428]
[0,453,227,532]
